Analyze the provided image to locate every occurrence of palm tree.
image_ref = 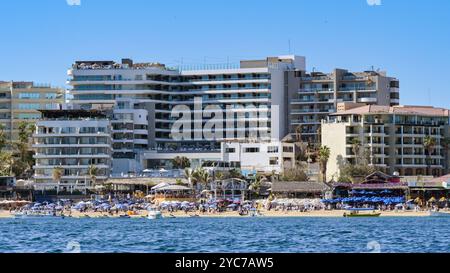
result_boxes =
[351,138,361,165]
[318,146,331,183]
[441,137,450,172]
[0,124,8,151]
[184,168,196,188]
[199,169,211,190]
[424,136,436,176]
[172,156,191,169]
[52,167,64,184]
[87,164,99,188]
[249,174,264,196]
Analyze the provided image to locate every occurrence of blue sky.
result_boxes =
[0,0,449,107]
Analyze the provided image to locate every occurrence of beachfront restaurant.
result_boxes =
[105,177,188,194]
[407,174,450,208]
[210,178,248,201]
[150,183,194,202]
[326,172,408,207]
[270,182,331,199]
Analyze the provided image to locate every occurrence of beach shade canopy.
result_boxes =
[151,182,170,191]
[227,204,237,208]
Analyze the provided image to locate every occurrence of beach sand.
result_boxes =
[0,209,430,219]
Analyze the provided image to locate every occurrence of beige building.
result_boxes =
[322,103,450,181]
[288,69,400,143]
[0,81,64,143]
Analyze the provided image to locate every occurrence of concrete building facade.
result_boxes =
[288,69,400,143]
[67,56,305,173]
[33,110,112,192]
[0,81,64,143]
[322,104,450,181]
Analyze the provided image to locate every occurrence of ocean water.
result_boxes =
[0,217,449,253]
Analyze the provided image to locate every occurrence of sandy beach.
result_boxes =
[0,209,431,219]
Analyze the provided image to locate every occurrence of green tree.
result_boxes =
[87,164,99,187]
[171,156,191,169]
[12,121,35,178]
[52,167,64,184]
[184,168,195,188]
[338,163,378,183]
[318,146,331,183]
[0,124,8,151]
[441,137,450,171]
[249,174,266,196]
[228,168,243,179]
[281,166,309,182]
[0,152,13,176]
[424,136,436,176]
[351,138,361,165]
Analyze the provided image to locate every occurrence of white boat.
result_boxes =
[147,207,162,220]
[251,210,263,217]
[428,211,450,217]
[12,210,56,218]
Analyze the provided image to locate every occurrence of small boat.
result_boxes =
[189,214,200,218]
[147,207,162,220]
[12,210,57,218]
[251,211,263,217]
[119,215,131,219]
[428,211,450,217]
[343,208,381,217]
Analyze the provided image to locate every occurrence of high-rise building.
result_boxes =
[32,109,112,192]
[0,81,64,143]
[321,103,450,180]
[67,56,306,172]
[288,69,400,143]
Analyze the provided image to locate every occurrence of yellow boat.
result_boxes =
[343,208,381,217]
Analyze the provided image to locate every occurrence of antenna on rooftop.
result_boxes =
[288,39,292,54]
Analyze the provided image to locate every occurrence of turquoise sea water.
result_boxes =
[0,217,449,253]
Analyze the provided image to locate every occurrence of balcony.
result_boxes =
[357,97,377,103]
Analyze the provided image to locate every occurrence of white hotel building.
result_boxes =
[33,110,112,192]
[67,56,305,174]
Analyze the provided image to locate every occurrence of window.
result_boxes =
[17,113,41,119]
[45,93,57,99]
[225,148,236,153]
[18,93,40,99]
[17,103,40,110]
[269,157,278,165]
[267,146,278,153]
[244,147,259,153]
[283,146,294,153]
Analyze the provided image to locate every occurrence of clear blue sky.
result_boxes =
[0,0,449,107]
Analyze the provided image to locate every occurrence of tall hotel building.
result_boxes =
[322,104,450,180]
[67,56,306,173]
[33,110,112,192]
[288,69,400,143]
[0,81,64,143]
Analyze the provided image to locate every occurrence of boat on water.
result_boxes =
[428,211,450,217]
[12,210,58,219]
[147,207,162,220]
[251,211,263,217]
[343,208,381,217]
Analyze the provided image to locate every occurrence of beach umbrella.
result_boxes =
[428,197,437,203]
[439,197,447,202]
